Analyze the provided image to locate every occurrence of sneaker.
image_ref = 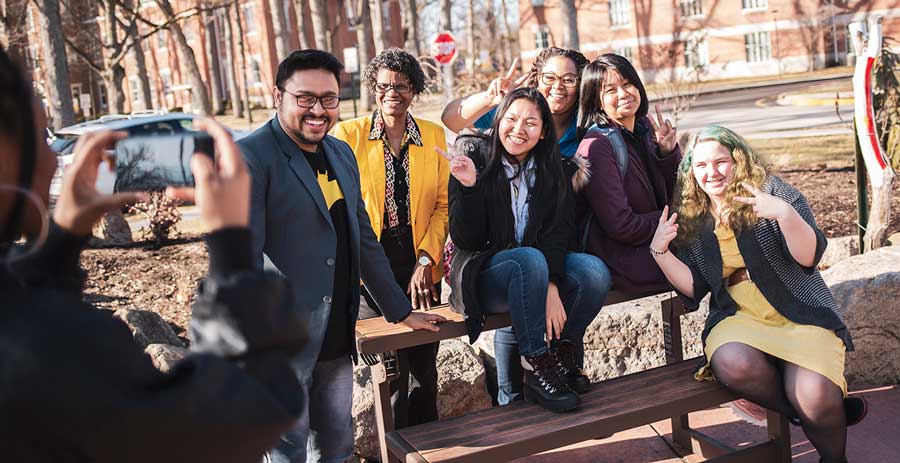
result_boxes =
[551,339,591,394]
[522,351,579,413]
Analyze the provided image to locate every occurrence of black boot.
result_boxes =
[522,351,579,413]
[551,339,591,394]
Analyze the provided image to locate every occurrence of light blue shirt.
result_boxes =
[501,155,536,244]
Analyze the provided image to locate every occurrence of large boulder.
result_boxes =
[93,209,133,246]
[819,235,860,270]
[145,343,188,372]
[352,339,492,460]
[822,246,900,385]
[114,308,184,348]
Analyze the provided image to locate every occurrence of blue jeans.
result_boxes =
[478,248,611,404]
[267,356,354,463]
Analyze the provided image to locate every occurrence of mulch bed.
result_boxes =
[80,167,900,337]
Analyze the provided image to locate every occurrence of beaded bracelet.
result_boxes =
[649,247,668,256]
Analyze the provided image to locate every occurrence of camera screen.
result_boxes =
[112,134,197,192]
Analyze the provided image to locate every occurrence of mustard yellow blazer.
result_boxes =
[331,114,450,281]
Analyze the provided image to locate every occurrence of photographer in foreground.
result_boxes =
[0,48,306,462]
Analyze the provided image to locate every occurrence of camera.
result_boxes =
[97,131,215,193]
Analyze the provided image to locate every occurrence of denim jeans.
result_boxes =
[266,356,354,463]
[478,248,611,404]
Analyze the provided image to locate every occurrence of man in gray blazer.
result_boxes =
[239,50,446,463]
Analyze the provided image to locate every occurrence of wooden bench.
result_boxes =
[356,292,791,463]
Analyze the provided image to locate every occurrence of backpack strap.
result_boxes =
[580,124,630,251]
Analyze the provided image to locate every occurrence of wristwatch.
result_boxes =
[418,255,433,267]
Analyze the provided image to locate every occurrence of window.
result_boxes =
[156,30,167,49]
[382,1,391,31]
[129,77,141,105]
[609,0,630,27]
[27,43,40,69]
[98,84,108,109]
[679,0,703,18]
[685,37,708,69]
[160,69,172,93]
[183,21,196,42]
[742,0,767,10]
[242,4,258,34]
[26,8,36,33]
[614,46,633,62]
[250,57,262,84]
[534,29,549,49]
[744,31,771,62]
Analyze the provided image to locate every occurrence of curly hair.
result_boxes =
[523,47,590,88]
[673,125,768,245]
[363,48,426,94]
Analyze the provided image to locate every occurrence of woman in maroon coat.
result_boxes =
[575,54,681,294]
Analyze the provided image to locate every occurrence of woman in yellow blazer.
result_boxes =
[331,49,449,428]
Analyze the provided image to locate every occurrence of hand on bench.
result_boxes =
[400,310,448,333]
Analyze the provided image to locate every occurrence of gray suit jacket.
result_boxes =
[239,117,411,384]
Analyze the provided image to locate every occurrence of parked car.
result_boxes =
[49,113,247,197]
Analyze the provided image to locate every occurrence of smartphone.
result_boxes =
[99,131,215,193]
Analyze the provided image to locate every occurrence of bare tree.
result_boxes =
[293,0,310,49]
[497,0,513,69]
[309,0,331,53]
[400,0,420,56]
[129,26,154,110]
[32,0,75,128]
[153,0,212,115]
[558,0,579,50]
[464,0,474,74]
[267,0,289,59]
[1,0,28,65]
[369,0,387,54]
[202,3,224,114]
[222,4,243,117]
[440,0,454,81]
[354,0,372,111]
[233,0,253,123]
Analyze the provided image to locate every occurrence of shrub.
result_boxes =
[130,192,182,247]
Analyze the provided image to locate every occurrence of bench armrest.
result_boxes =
[659,293,690,364]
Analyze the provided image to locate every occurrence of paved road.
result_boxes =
[656,79,854,136]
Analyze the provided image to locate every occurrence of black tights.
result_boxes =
[710,342,847,463]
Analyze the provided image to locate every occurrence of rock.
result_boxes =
[145,343,188,372]
[95,209,133,245]
[822,246,900,385]
[114,308,184,348]
[581,293,707,381]
[819,235,860,270]
[351,339,492,460]
[887,232,900,247]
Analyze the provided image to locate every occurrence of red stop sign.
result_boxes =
[431,32,457,64]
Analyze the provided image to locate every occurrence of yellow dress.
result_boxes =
[695,225,848,395]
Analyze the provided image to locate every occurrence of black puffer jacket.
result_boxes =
[0,223,307,462]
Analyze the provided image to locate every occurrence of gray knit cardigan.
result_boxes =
[674,175,853,351]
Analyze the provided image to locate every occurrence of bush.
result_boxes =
[130,192,182,247]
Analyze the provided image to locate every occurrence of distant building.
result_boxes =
[20,0,404,120]
[518,0,900,83]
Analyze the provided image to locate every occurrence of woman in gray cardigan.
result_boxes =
[649,125,864,463]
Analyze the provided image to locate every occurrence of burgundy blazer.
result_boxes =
[576,117,682,294]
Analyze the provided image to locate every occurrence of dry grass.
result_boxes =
[752,134,857,169]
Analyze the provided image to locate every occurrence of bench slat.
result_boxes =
[392,360,739,463]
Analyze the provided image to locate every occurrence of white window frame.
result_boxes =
[156,30,167,51]
[609,0,630,27]
[242,3,258,35]
[679,0,703,18]
[160,69,172,93]
[534,27,550,49]
[129,77,142,105]
[684,36,709,70]
[613,46,633,62]
[741,0,767,12]
[744,31,772,63]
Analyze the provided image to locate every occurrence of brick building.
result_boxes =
[20,0,404,120]
[518,0,900,83]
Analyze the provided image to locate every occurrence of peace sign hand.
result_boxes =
[734,182,792,221]
[649,105,677,155]
[486,58,531,106]
[650,205,679,255]
[436,146,477,187]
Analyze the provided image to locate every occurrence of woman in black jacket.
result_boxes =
[443,87,609,413]
[0,49,306,462]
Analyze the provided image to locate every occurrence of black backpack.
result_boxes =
[579,124,629,252]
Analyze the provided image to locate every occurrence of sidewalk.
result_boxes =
[516,384,899,462]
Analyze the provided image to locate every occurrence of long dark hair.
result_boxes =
[0,46,38,246]
[481,87,567,239]
[577,53,649,133]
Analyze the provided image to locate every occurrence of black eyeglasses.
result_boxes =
[279,87,340,109]
[374,82,412,94]
[540,72,579,88]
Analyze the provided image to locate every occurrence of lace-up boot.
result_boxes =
[522,351,579,412]
[551,339,591,394]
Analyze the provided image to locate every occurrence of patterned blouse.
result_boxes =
[368,110,424,229]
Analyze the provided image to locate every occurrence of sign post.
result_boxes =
[431,31,458,104]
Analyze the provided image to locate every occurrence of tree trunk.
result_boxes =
[222,5,243,117]
[440,0,454,81]
[864,171,895,251]
[203,5,225,114]
[465,0,474,75]
[293,0,310,49]
[309,0,330,53]
[155,0,211,115]
[104,64,127,115]
[559,0,579,50]
[266,0,289,59]
[233,0,253,123]
[34,0,75,128]
[129,28,154,110]
[400,0,419,56]
[356,0,372,111]
[369,0,387,55]
[499,0,513,68]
